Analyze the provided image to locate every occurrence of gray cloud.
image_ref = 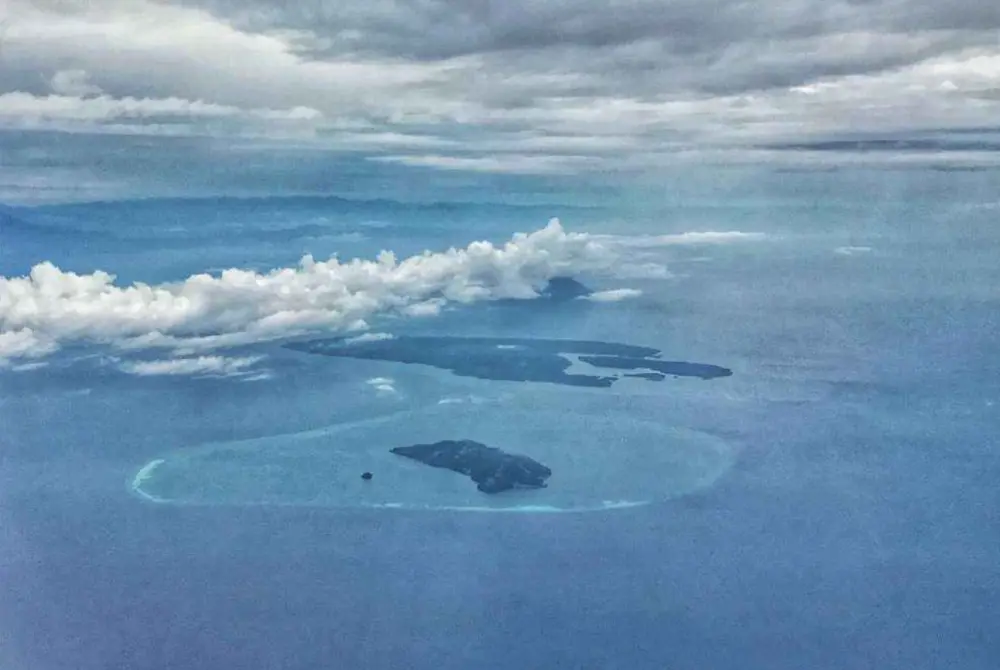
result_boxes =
[0,0,999,193]
[180,0,999,91]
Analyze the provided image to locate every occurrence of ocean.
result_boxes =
[1,167,998,669]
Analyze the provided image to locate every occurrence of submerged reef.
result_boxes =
[129,401,737,512]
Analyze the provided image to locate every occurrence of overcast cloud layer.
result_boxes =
[1,0,999,195]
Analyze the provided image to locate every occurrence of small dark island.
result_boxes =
[390,440,552,494]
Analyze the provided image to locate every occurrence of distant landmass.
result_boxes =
[391,439,552,493]
[538,276,592,301]
[286,333,732,387]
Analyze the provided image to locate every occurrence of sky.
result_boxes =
[1,0,1000,201]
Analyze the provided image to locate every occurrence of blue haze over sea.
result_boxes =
[1,167,999,669]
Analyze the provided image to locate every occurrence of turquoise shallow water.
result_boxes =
[132,389,737,511]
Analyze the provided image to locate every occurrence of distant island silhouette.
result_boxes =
[286,334,731,387]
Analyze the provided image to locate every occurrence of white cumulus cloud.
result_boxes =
[0,328,56,364]
[583,288,643,302]
[119,355,264,377]
[0,220,611,363]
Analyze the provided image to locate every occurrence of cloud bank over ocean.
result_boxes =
[117,355,265,378]
[1,219,604,364]
[0,218,770,369]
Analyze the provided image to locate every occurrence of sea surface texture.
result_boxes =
[2,170,998,669]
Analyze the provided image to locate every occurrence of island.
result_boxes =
[390,439,552,493]
[538,276,592,301]
[286,335,732,387]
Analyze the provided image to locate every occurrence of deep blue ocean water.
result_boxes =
[1,168,998,669]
